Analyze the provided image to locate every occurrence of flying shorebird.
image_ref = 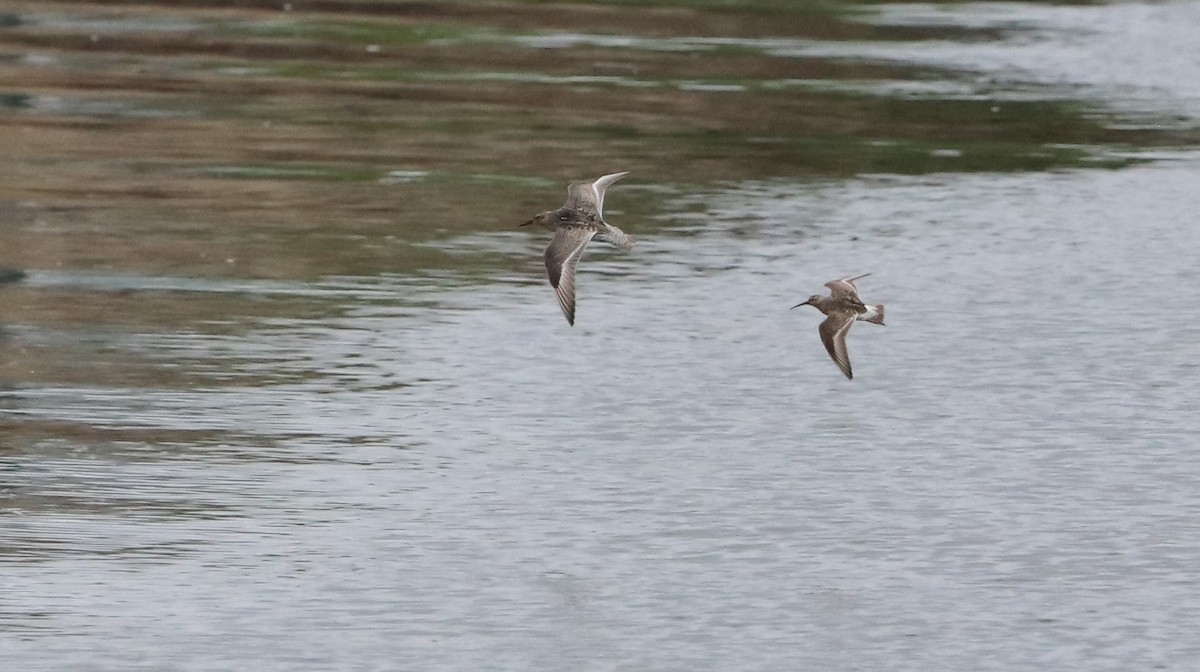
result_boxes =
[791,274,886,380]
[520,172,635,326]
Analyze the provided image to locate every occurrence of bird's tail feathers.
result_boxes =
[865,304,885,326]
[596,226,635,250]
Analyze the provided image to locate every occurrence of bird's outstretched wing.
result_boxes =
[544,225,597,326]
[818,311,857,380]
[563,171,629,219]
[825,273,870,301]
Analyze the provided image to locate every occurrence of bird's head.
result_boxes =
[791,295,823,310]
[520,210,562,231]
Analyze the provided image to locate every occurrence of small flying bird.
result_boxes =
[521,172,635,325]
[792,274,886,380]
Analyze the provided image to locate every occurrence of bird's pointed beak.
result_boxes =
[519,218,533,227]
[790,299,811,310]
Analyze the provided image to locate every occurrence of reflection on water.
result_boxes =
[2,1,1200,670]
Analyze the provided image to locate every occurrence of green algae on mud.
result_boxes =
[0,0,1195,285]
[214,18,481,47]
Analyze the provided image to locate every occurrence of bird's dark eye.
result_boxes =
[558,213,569,221]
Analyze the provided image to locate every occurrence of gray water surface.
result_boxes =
[3,2,1200,671]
